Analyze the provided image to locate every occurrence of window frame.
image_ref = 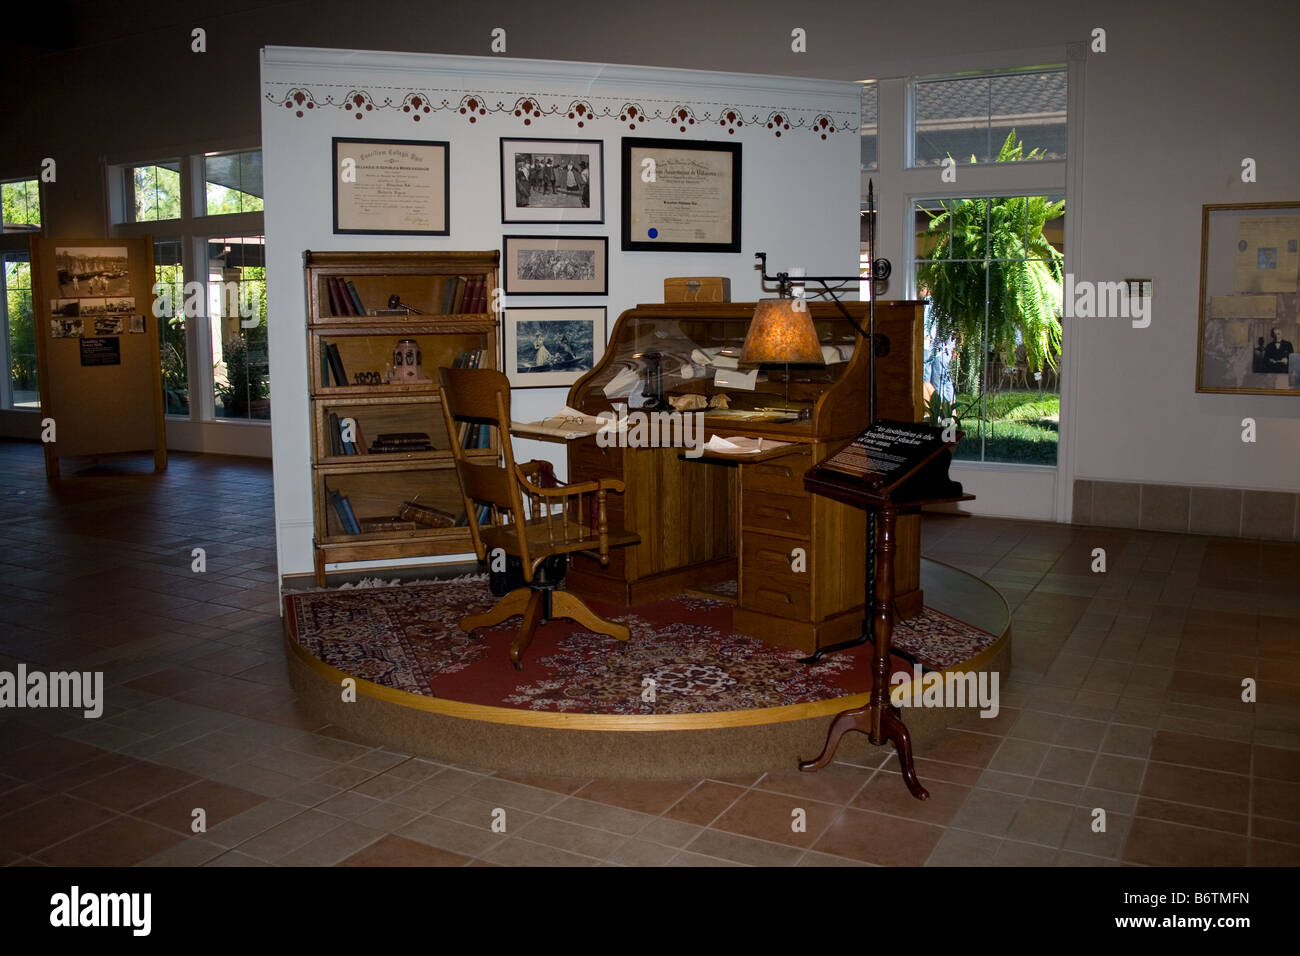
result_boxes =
[906,65,1069,170]
[107,146,266,424]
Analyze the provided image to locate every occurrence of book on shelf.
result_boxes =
[320,341,331,386]
[398,499,458,528]
[353,420,369,455]
[452,275,469,313]
[344,280,365,316]
[441,277,459,315]
[325,342,347,386]
[333,277,358,316]
[330,491,362,534]
[370,431,433,454]
[327,412,342,457]
[325,277,344,316]
[358,516,419,533]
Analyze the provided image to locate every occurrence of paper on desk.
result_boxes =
[702,435,792,455]
[511,406,620,440]
[602,367,640,398]
[714,368,758,390]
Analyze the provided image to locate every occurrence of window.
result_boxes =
[860,83,878,172]
[3,254,38,408]
[914,189,1065,465]
[1,179,41,230]
[207,236,268,420]
[912,68,1066,167]
[154,239,188,416]
[204,150,264,216]
[127,162,182,222]
[113,150,265,425]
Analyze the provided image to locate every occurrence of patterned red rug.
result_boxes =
[283,577,998,715]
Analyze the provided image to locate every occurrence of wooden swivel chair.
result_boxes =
[438,367,639,669]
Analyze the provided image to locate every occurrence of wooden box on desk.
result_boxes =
[563,300,927,655]
[664,277,731,302]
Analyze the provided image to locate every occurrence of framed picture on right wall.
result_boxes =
[1196,201,1300,395]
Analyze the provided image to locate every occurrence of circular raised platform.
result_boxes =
[283,559,1010,778]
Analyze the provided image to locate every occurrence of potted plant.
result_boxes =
[217,336,269,418]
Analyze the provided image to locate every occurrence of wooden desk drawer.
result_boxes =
[569,440,623,480]
[741,530,811,578]
[741,490,810,536]
[740,447,812,496]
[741,575,811,621]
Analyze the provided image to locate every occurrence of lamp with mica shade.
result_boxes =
[740,297,825,365]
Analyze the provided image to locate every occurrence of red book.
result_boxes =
[325,277,343,316]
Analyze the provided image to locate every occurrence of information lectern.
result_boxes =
[799,420,973,800]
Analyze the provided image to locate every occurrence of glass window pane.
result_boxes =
[860,83,878,172]
[4,255,38,408]
[989,71,1067,162]
[915,196,1064,465]
[205,151,264,216]
[1,180,42,229]
[154,239,188,416]
[130,162,182,222]
[913,70,1066,167]
[914,75,990,167]
[209,236,269,421]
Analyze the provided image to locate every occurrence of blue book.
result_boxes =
[331,491,362,534]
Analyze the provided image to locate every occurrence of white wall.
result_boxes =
[261,47,861,580]
[1065,13,1300,496]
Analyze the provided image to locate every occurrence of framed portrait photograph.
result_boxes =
[501,138,604,224]
[621,138,741,253]
[503,306,606,388]
[332,137,449,235]
[1196,201,1300,395]
[502,235,608,296]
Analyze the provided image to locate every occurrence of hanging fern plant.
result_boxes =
[916,131,1064,395]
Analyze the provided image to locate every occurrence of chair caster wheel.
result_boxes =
[512,660,523,672]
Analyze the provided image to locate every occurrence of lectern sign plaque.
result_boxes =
[815,420,953,495]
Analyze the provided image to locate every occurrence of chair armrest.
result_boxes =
[519,476,625,497]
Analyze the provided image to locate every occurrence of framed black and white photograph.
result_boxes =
[621,138,741,252]
[332,137,449,235]
[503,306,606,388]
[1196,201,1300,395]
[503,235,608,296]
[54,246,130,296]
[500,138,604,224]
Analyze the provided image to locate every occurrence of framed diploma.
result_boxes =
[332,137,449,235]
[1195,201,1300,395]
[621,138,741,253]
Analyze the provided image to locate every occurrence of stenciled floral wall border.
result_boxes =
[265,83,859,140]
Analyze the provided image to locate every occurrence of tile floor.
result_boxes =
[0,441,1296,866]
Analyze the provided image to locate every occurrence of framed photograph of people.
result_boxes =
[503,307,606,388]
[332,137,449,235]
[1196,201,1300,394]
[500,139,604,224]
[502,235,608,296]
[621,138,741,253]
